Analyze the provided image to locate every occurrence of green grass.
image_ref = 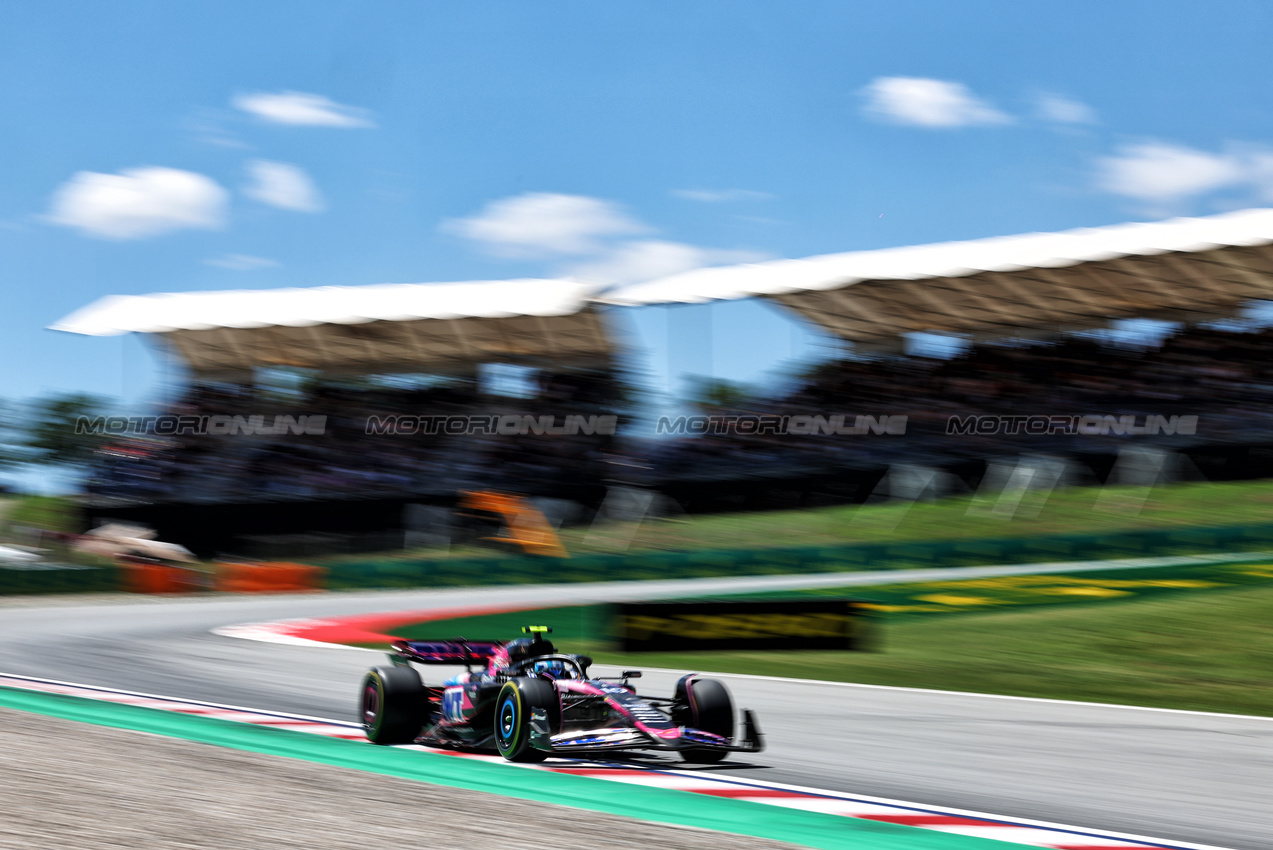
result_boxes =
[341,478,1273,563]
[584,585,1273,717]
[717,559,1273,616]
[365,563,1273,717]
[392,605,606,645]
[0,495,79,536]
[561,479,1273,554]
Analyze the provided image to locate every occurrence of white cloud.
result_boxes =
[447,191,768,285]
[205,254,280,271]
[1035,93,1098,125]
[565,240,769,286]
[673,188,774,203]
[861,76,1012,128]
[443,192,648,258]
[231,91,375,128]
[1246,152,1273,202]
[184,107,250,149]
[1096,142,1246,205]
[199,131,250,149]
[244,160,325,212]
[46,166,228,240]
[1094,140,1273,211]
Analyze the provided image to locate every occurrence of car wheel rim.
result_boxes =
[363,683,379,727]
[499,697,516,742]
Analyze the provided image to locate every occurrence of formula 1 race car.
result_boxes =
[359,626,763,763]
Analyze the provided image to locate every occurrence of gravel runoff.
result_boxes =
[0,708,803,850]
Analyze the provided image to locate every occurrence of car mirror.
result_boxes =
[621,670,642,679]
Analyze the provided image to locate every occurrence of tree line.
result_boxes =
[0,393,110,475]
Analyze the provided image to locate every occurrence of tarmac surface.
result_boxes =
[0,571,1267,849]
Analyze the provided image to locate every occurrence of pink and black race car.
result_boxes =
[359,626,764,763]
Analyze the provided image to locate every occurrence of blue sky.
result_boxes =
[5,0,1273,407]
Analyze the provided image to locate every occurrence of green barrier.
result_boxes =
[14,522,1273,597]
[319,522,1273,591]
[0,564,121,595]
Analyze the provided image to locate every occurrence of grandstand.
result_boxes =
[605,207,1273,510]
[51,208,1273,554]
[52,279,624,555]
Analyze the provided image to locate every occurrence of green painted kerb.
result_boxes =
[0,686,1022,850]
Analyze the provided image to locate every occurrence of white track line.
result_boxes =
[623,666,1273,723]
[210,549,1273,724]
[216,608,1273,724]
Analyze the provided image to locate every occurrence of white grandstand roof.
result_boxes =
[51,279,616,376]
[51,278,598,335]
[602,207,1273,344]
[51,209,1273,373]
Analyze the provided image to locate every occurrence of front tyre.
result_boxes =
[361,666,426,745]
[678,676,734,763]
[494,678,559,762]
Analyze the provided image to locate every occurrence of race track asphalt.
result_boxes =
[0,574,1267,850]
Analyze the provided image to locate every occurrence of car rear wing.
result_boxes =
[391,639,502,665]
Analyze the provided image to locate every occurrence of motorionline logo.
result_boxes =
[76,415,327,436]
[946,414,1198,436]
[656,414,908,436]
[364,414,618,436]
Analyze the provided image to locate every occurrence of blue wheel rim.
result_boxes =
[498,692,518,749]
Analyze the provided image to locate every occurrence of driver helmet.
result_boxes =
[530,658,575,680]
[503,637,555,666]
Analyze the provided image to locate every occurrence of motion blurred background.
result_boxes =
[3,1,1273,578]
[8,12,1273,848]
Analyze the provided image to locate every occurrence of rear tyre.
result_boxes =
[494,678,560,762]
[678,677,734,763]
[361,666,426,745]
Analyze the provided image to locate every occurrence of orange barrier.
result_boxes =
[458,490,569,557]
[118,558,200,594]
[213,561,325,593]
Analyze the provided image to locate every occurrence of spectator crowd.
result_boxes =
[647,325,1273,481]
[85,325,1273,502]
[86,371,621,503]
